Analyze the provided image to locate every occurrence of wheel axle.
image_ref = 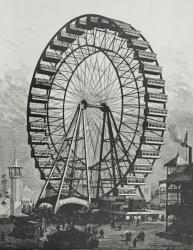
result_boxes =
[80,100,109,112]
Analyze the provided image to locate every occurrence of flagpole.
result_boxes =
[186,147,187,162]
[181,130,188,162]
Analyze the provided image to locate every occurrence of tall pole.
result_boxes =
[69,113,81,194]
[106,111,117,192]
[54,107,82,212]
[96,111,106,199]
[83,110,91,207]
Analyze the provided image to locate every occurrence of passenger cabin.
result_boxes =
[30,108,47,117]
[118,187,136,196]
[30,93,48,103]
[37,64,56,75]
[143,78,165,88]
[126,177,146,185]
[134,50,157,62]
[117,23,132,34]
[32,150,50,158]
[128,39,149,50]
[75,17,93,30]
[139,64,162,75]
[50,40,69,51]
[42,51,62,63]
[146,93,167,103]
[66,23,85,35]
[138,150,160,159]
[32,78,52,89]
[35,159,53,169]
[31,136,48,145]
[143,121,166,131]
[99,18,110,28]
[145,107,167,117]
[134,164,153,173]
[87,16,100,28]
[58,31,77,43]
[120,23,131,30]
[119,28,140,39]
[38,161,53,169]
[112,19,131,30]
[141,136,164,145]
[108,22,119,32]
[29,122,47,132]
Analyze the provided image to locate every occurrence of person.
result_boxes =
[125,231,132,245]
[99,229,104,239]
[133,237,137,248]
[40,226,44,237]
[136,218,140,226]
[125,232,129,245]
[140,231,145,242]
[110,219,115,229]
[92,226,96,235]
[137,233,140,242]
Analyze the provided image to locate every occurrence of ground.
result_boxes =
[97,222,192,250]
[0,221,192,249]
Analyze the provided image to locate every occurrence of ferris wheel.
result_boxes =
[27,14,167,211]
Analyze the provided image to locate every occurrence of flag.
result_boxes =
[181,131,188,147]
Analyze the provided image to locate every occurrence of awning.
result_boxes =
[126,210,165,216]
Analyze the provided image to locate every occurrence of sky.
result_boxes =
[0,0,193,192]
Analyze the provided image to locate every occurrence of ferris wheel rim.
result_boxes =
[27,14,167,201]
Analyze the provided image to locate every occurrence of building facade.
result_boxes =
[159,183,166,208]
[160,148,193,235]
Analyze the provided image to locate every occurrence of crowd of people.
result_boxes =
[109,216,147,248]
[124,230,146,248]
[19,207,152,249]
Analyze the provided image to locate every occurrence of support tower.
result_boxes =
[8,156,23,216]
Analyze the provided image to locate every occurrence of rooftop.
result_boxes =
[160,163,193,184]
[164,153,187,167]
